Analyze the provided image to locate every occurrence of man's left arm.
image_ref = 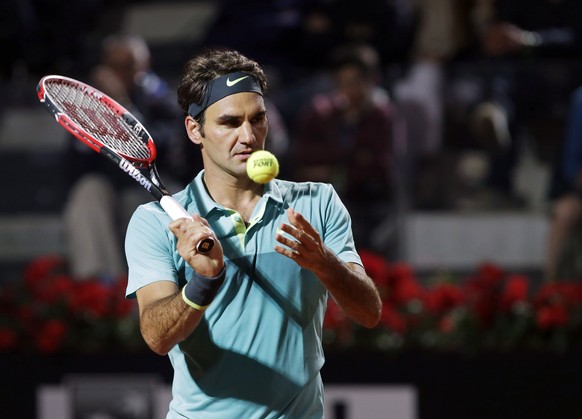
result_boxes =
[315,252,382,328]
[275,208,381,328]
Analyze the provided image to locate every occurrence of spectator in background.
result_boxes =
[297,0,415,72]
[63,34,186,281]
[546,87,582,281]
[202,0,307,82]
[397,0,489,155]
[397,0,582,211]
[204,0,415,82]
[394,0,494,210]
[293,43,397,251]
[466,0,582,198]
[0,0,109,80]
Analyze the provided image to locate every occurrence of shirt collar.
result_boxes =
[189,170,284,217]
[261,177,284,205]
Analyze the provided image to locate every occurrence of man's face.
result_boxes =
[106,46,141,89]
[189,92,268,179]
[335,64,372,108]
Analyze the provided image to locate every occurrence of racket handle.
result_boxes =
[160,195,215,254]
[160,195,192,220]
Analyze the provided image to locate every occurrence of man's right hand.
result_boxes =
[169,214,224,276]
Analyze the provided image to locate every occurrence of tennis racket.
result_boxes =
[36,75,215,254]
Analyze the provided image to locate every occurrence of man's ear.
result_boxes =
[185,116,203,145]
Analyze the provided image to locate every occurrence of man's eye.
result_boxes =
[222,119,240,128]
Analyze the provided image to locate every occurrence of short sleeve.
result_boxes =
[321,184,363,266]
[125,204,178,298]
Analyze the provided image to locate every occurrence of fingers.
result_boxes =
[168,215,224,276]
[275,224,317,268]
[286,208,318,237]
[287,207,301,225]
[276,208,318,257]
[169,214,210,233]
[274,229,305,262]
[275,228,304,253]
[274,244,299,260]
[191,213,211,227]
[169,217,214,252]
[277,222,312,247]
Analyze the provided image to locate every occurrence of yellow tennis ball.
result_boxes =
[246,150,279,184]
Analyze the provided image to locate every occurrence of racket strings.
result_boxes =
[47,80,151,160]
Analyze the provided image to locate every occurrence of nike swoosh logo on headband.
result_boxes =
[226,75,249,87]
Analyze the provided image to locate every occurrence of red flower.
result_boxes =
[36,319,68,353]
[478,262,505,281]
[33,274,75,305]
[536,305,568,330]
[385,263,423,307]
[50,275,75,297]
[500,274,529,312]
[68,280,113,319]
[389,263,416,283]
[535,282,582,308]
[461,264,509,328]
[23,255,66,292]
[463,280,497,328]
[424,283,464,315]
[21,254,75,307]
[468,262,505,292]
[0,327,17,351]
[109,277,135,317]
[380,304,407,334]
[438,315,455,334]
[360,250,391,288]
[113,298,135,317]
[392,277,424,307]
[324,298,348,329]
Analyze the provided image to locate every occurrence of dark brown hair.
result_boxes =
[177,48,268,125]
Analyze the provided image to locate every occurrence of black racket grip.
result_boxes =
[196,237,215,254]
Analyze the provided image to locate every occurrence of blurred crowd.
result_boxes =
[2,0,582,281]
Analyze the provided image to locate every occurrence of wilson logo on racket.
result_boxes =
[119,160,152,191]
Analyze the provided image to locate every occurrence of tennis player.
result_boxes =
[125,48,382,418]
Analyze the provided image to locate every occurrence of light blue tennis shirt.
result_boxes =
[125,170,362,418]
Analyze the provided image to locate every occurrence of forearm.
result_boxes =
[140,292,204,355]
[314,250,382,328]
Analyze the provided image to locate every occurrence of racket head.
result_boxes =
[37,75,157,168]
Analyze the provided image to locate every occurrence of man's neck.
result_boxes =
[203,170,264,221]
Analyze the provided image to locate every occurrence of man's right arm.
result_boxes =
[136,280,205,355]
[127,206,224,356]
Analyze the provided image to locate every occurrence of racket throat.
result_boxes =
[149,164,169,194]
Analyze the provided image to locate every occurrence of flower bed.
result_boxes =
[2,252,582,354]
[324,250,582,353]
[0,255,144,353]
